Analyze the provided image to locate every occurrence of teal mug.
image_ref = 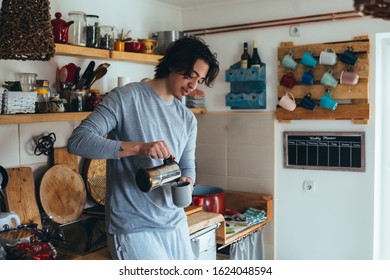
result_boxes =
[320,69,338,88]
[301,50,317,68]
[340,47,359,66]
[281,51,297,69]
[320,90,338,110]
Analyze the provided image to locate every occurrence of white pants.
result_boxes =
[107,225,194,260]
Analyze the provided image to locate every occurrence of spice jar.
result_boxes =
[86,15,100,48]
[68,11,87,46]
[70,90,84,112]
[99,25,114,50]
[35,87,49,113]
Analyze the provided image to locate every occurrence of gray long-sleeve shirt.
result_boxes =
[67,82,197,234]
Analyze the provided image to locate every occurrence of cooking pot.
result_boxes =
[192,186,226,215]
[151,31,186,55]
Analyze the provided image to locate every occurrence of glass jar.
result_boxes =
[35,87,49,113]
[16,73,37,92]
[70,90,84,112]
[68,11,87,46]
[86,15,100,48]
[36,80,52,97]
[99,25,114,50]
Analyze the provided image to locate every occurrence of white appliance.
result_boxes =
[190,223,220,260]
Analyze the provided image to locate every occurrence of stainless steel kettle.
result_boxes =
[136,155,181,192]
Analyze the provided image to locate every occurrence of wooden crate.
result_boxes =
[216,190,273,246]
[276,35,370,124]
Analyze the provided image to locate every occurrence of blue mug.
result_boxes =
[301,70,314,85]
[340,48,359,66]
[301,50,317,68]
[300,93,317,111]
[320,90,338,110]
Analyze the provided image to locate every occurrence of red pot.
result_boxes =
[125,41,145,52]
[192,186,226,215]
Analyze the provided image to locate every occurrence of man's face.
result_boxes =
[167,59,209,100]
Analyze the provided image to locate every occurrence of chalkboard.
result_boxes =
[283,131,365,172]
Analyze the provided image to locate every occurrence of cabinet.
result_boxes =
[0,44,207,125]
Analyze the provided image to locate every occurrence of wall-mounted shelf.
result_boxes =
[54,44,163,64]
[0,108,206,125]
[276,35,370,124]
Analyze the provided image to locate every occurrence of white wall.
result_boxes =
[180,0,390,259]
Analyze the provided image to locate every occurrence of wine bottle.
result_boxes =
[240,42,251,69]
[250,40,262,68]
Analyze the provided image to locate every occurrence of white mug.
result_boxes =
[0,212,21,232]
[278,91,296,111]
[319,48,337,66]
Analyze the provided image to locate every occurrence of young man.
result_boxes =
[67,36,219,260]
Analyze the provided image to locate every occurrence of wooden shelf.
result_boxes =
[0,108,206,125]
[54,44,162,64]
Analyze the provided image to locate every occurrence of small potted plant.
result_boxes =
[114,27,132,52]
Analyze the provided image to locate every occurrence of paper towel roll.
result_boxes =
[117,76,132,87]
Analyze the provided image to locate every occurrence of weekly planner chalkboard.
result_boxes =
[283,131,365,172]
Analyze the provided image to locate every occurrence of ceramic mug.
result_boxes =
[340,47,359,66]
[301,70,314,85]
[321,69,338,88]
[139,39,158,54]
[171,181,192,208]
[319,48,338,66]
[301,50,317,68]
[300,93,317,111]
[280,72,296,88]
[340,68,359,85]
[281,51,297,69]
[0,212,21,232]
[320,90,338,110]
[278,91,296,111]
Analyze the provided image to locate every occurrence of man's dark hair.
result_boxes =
[154,36,219,87]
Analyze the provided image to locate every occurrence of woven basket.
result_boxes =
[0,0,55,61]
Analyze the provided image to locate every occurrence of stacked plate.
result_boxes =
[186,89,205,108]
[1,91,37,114]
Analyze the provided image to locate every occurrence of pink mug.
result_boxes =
[340,70,359,85]
[278,91,296,111]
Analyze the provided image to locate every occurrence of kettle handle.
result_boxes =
[163,155,174,164]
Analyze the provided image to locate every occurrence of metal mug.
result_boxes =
[280,72,296,88]
[281,51,297,69]
[321,69,338,88]
[278,91,296,111]
[300,93,317,111]
[320,90,338,110]
[301,50,317,68]
[319,48,338,66]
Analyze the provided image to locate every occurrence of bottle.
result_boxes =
[86,15,100,48]
[250,40,262,68]
[240,42,251,69]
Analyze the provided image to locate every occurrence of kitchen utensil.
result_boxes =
[51,12,74,44]
[192,186,226,215]
[74,67,81,86]
[86,67,107,89]
[77,60,95,89]
[151,31,186,55]
[40,164,86,224]
[82,159,106,206]
[59,66,68,83]
[0,165,9,212]
[4,167,42,228]
[53,147,78,171]
[65,63,78,83]
[135,155,181,192]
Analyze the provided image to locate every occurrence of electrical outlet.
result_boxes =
[290,25,300,37]
[303,180,315,192]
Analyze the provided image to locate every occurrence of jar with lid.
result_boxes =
[36,80,52,97]
[86,15,100,48]
[16,73,37,92]
[68,11,87,46]
[70,90,84,112]
[35,87,49,113]
[99,25,114,50]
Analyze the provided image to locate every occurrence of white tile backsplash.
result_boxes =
[0,124,20,168]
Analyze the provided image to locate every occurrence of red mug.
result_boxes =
[280,72,296,89]
[125,41,145,52]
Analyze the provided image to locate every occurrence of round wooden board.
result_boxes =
[40,164,86,224]
[82,159,106,206]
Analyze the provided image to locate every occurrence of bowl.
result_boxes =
[192,186,226,215]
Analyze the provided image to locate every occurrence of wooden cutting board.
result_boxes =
[82,159,106,206]
[4,167,42,228]
[53,147,78,172]
[40,164,86,224]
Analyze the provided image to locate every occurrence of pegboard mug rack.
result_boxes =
[275,35,370,124]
